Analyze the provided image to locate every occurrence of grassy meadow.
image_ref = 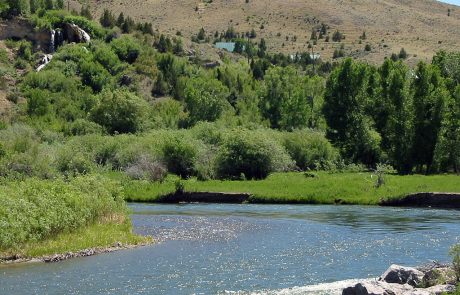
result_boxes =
[120,172,460,205]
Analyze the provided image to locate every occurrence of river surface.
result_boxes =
[1,203,460,294]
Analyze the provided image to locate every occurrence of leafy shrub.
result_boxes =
[90,89,149,134]
[80,60,112,92]
[183,76,231,126]
[64,119,105,136]
[52,44,93,65]
[17,41,32,61]
[110,36,141,63]
[191,122,224,145]
[150,98,187,129]
[0,124,38,153]
[92,42,124,75]
[282,130,337,171]
[55,147,94,176]
[26,89,51,116]
[216,130,294,180]
[0,176,126,250]
[161,135,198,178]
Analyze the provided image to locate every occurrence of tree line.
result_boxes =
[0,7,458,177]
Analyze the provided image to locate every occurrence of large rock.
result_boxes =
[380,265,425,287]
[342,281,413,295]
[0,18,50,52]
[64,23,91,44]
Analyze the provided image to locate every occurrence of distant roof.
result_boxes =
[215,42,236,52]
[289,53,321,60]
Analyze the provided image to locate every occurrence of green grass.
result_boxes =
[0,175,151,261]
[0,219,151,259]
[118,172,460,205]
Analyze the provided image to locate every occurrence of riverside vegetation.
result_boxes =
[0,2,459,262]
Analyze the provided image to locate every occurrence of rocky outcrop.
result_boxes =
[379,264,425,287]
[0,18,50,52]
[64,23,91,44]
[0,18,91,54]
[342,281,413,295]
[343,264,457,295]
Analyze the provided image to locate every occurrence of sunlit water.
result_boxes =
[1,204,460,294]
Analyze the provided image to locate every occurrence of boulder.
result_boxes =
[380,264,425,287]
[64,23,91,44]
[342,281,413,295]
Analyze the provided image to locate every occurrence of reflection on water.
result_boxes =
[1,203,460,295]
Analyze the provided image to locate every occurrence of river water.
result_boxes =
[1,203,460,294]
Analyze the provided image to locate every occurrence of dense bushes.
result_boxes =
[0,175,126,250]
[282,130,337,170]
[216,130,294,179]
[90,89,149,134]
[0,124,338,181]
[183,76,231,125]
[4,7,459,176]
[161,135,198,178]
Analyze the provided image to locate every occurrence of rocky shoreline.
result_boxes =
[343,263,457,295]
[0,241,153,265]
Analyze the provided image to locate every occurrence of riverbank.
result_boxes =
[119,172,460,205]
[0,221,152,265]
[0,176,151,265]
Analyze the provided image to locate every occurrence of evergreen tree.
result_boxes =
[44,0,54,10]
[399,48,408,59]
[156,34,172,53]
[197,27,206,41]
[116,12,125,27]
[80,6,93,20]
[257,38,266,58]
[121,16,135,33]
[100,9,116,28]
[234,40,244,54]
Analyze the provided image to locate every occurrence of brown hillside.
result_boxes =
[71,0,460,64]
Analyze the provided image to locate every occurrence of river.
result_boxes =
[1,203,460,294]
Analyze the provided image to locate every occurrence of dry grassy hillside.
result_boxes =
[72,0,460,64]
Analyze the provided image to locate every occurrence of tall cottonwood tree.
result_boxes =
[434,85,460,173]
[385,61,414,173]
[323,58,381,166]
[411,62,449,173]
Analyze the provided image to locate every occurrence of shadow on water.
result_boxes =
[131,203,458,234]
